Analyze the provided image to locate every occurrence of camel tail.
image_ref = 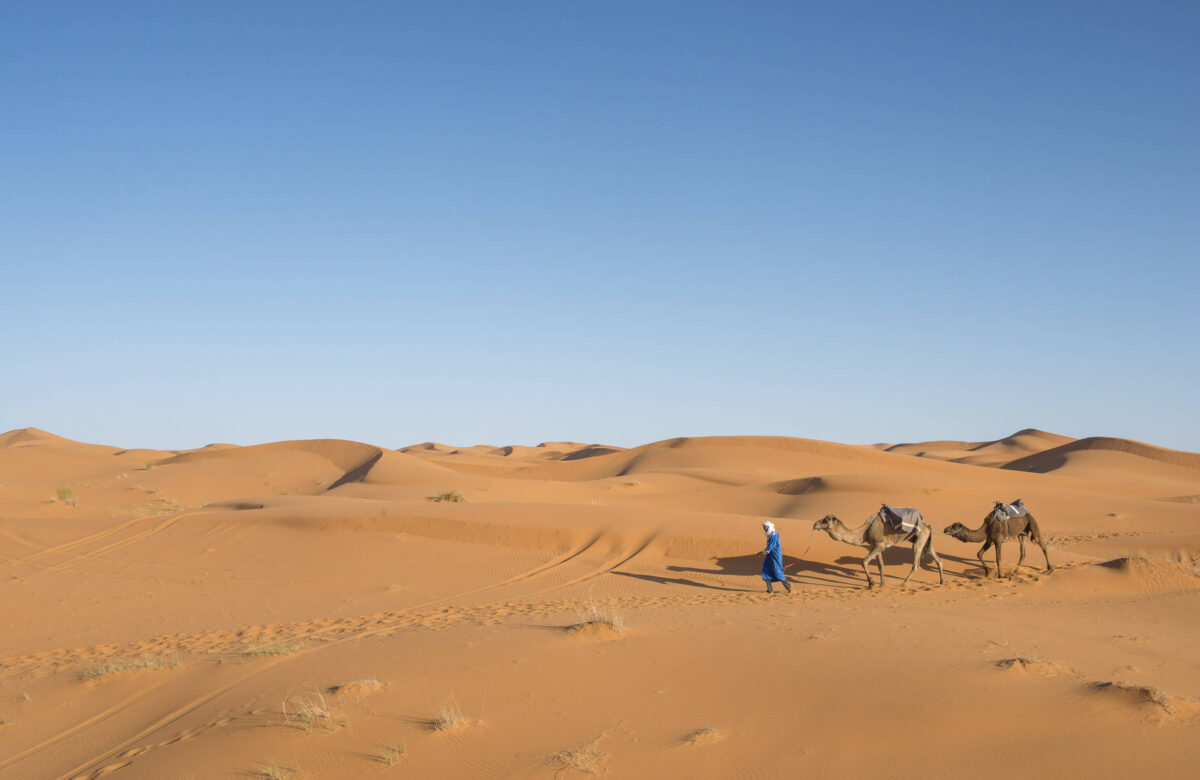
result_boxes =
[920,527,937,561]
[1025,512,1044,542]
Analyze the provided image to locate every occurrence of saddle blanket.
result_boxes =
[880,505,924,534]
[999,499,1028,519]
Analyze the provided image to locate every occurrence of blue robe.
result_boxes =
[761,532,786,581]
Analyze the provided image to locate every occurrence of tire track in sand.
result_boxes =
[402,532,606,610]
[0,512,204,588]
[3,515,154,567]
[35,512,200,577]
[27,536,610,779]
[0,677,172,774]
[518,530,661,599]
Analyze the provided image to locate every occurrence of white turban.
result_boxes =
[762,520,776,535]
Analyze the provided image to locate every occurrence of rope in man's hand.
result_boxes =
[783,525,816,571]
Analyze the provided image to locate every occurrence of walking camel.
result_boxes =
[942,500,1053,579]
[813,505,944,589]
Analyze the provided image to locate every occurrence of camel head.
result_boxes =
[943,522,968,539]
[813,514,837,531]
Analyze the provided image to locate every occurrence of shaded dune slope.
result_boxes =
[886,429,1075,467]
[1005,436,1200,473]
[513,434,1041,484]
[159,439,387,489]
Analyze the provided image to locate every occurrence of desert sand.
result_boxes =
[1,426,1199,778]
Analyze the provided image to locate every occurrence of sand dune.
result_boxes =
[398,441,452,453]
[1,427,1198,778]
[1005,435,1200,472]
[885,427,1075,467]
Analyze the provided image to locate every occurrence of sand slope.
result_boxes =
[885,428,1075,467]
[1,427,1199,779]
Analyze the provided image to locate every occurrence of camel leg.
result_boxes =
[1038,539,1053,572]
[1027,513,1053,572]
[995,541,1006,579]
[976,540,993,578]
[860,554,875,589]
[903,535,924,585]
[925,539,945,585]
[1016,535,1028,570]
[862,546,884,588]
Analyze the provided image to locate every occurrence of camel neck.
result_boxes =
[825,518,864,545]
[958,525,988,543]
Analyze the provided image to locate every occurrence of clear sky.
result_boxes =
[2,2,1197,452]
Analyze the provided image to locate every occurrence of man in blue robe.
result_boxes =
[760,520,791,593]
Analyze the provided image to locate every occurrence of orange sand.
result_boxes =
[1,427,1198,778]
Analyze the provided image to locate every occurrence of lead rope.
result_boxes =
[784,525,816,571]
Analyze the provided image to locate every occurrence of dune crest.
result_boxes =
[1005,436,1200,472]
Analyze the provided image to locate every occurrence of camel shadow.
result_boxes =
[922,544,990,579]
[666,554,862,590]
[831,545,976,582]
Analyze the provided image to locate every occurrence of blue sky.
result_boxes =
[2,2,1197,451]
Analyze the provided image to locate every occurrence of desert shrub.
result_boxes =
[80,654,181,681]
[431,694,471,731]
[575,599,624,634]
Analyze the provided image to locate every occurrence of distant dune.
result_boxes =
[0,426,125,456]
[1005,435,1200,473]
[885,428,1076,467]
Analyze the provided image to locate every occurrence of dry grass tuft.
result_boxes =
[574,599,624,634]
[80,654,181,681]
[283,690,346,733]
[255,763,298,779]
[375,741,407,767]
[330,679,384,696]
[684,727,722,746]
[549,734,607,776]
[54,486,76,506]
[246,640,302,657]
[430,694,472,732]
[431,489,467,503]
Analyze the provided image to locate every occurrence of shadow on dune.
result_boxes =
[832,546,976,580]
[518,623,579,632]
[621,547,979,593]
[934,549,988,574]
[628,554,864,590]
[612,570,759,592]
[327,448,384,489]
[834,547,922,567]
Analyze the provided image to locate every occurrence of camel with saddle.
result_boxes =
[942,499,1053,579]
[813,504,944,589]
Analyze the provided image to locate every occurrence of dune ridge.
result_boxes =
[159,438,385,488]
[1005,435,1200,472]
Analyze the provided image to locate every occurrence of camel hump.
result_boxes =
[880,505,923,534]
[997,499,1028,519]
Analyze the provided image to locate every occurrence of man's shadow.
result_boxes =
[615,553,864,591]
